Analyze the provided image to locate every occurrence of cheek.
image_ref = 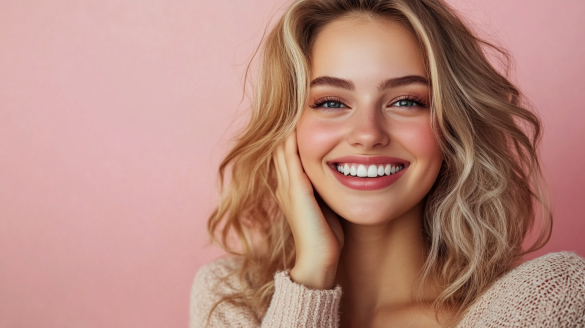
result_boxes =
[296,115,344,169]
[390,116,441,155]
[392,116,441,161]
[410,129,440,158]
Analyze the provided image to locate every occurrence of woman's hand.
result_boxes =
[272,130,344,290]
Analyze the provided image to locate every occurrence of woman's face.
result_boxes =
[296,16,443,225]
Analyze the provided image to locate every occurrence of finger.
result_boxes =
[283,130,305,178]
[276,140,289,186]
[272,140,288,191]
[272,152,282,194]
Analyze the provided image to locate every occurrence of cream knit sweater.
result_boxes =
[189,252,585,327]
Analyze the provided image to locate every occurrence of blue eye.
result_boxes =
[309,97,349,110]
[321,101,346,108]
[395,99,416,107]
[390,96,427,109]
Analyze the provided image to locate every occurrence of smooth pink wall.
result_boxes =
[0,1,583,327]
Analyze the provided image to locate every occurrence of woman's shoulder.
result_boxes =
[189,256,257,328]
[190,255,247,301]
[516,250,585,269]
[459,251,585,327]
[193,256,244,285]
[505,251,585,293]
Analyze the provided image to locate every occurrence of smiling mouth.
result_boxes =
[332,163,405,178]
[326,156,410,190]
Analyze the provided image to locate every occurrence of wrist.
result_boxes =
[290,262,338,290]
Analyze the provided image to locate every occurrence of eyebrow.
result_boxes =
[309,75,429,91]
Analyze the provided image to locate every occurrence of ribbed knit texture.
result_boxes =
[263,271,342,327]
[189,252,585,327]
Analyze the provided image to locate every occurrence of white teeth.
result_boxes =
[367,165,378,177]
[335,163,405,178]
[357,164,368,177]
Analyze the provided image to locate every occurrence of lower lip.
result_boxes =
[328,164,408,191]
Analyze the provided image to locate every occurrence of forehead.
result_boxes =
[310,16,427,84]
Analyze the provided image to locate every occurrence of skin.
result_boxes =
[273,15,444,328]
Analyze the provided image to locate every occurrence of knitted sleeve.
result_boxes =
[261,270,342,327]
[189,257,343,328]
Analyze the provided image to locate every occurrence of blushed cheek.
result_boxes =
[393,118,442,167]
[296,114,344,172]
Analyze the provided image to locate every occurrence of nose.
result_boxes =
[346,106,390,149]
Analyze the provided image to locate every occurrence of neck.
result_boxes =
[334,201,435,313]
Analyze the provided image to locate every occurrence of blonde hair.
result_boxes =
[204,0,552,325]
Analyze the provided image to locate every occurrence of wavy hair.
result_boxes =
[204,0,552,325]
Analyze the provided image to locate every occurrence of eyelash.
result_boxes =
[391,95,428,108]
[309,95,428,110]
[309,96,347,110]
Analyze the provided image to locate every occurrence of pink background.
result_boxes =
[0,0,583,327]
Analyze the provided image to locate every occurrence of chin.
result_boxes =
[324,195,410,226]
[339,212,392,226]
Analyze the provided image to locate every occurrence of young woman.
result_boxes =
[190,0,585,327]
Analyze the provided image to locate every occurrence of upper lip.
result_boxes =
[327,155,410,166]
